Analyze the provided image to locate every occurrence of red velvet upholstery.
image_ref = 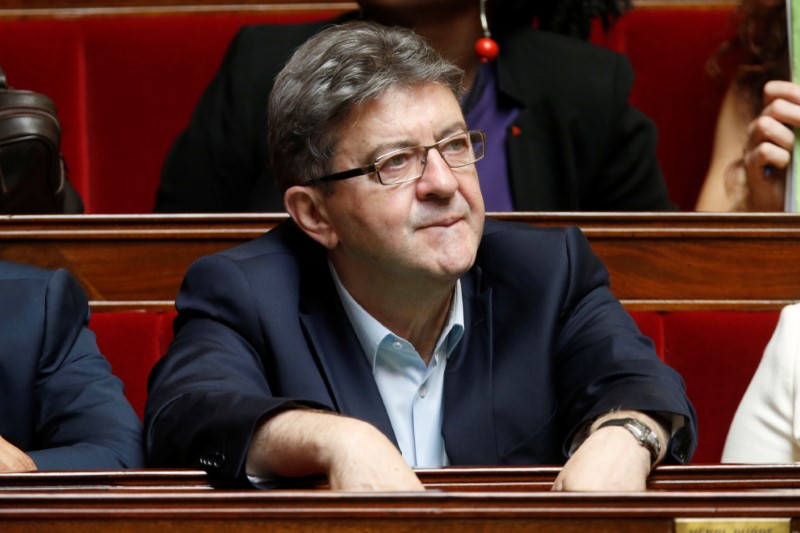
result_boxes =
[80,13,339,213]
[608,7,737,210]
[661,311,780,463]
[0,7,737,213]
[89,311,172,419]
[0,20,88,198]
[0,11,341,213]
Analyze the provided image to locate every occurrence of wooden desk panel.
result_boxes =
[0,213,798,311]
[0,467,799,532]
[0,488,798,533]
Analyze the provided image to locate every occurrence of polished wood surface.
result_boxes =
[0,213,797,311]
[0,467,799,532]
[421,464,800,492]
[0,0,357,16]
[0,491,797,528]
[0,0,735,16]
[5,464,800,492]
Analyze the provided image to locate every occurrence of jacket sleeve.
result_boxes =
[28,269,144,470]
[144,253,322,482]
[553,227,695,462]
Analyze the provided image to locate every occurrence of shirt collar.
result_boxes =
[329,262,465,371]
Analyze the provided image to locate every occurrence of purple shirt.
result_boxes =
[463,64,520,212]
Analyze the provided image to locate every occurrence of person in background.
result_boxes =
[0,259,144,471]
[722,303,800,463]
[146,22,696,491]
[156,0,672,213]
[696,0,793,211]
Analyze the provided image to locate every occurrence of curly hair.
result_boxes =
[713,0,789,115]
[491,0,632,40]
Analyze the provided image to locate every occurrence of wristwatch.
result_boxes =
[597,417,662,465]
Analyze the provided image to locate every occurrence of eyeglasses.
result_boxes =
[310,130,486,186]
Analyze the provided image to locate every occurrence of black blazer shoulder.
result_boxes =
[496,28,672,211]
[498,28,629,107]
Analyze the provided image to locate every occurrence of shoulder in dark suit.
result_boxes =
[0,260,144,470]
[496,28,671,210]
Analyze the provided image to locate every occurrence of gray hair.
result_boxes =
[268,21,465,193]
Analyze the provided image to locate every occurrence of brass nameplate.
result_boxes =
[675,518,790,533]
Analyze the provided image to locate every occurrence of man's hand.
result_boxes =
[246,410,424,491]
[0,435,36,472]
[551,411,668,492]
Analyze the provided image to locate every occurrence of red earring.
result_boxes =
[475,0,499,63]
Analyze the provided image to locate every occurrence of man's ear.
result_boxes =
[284,185,340,249]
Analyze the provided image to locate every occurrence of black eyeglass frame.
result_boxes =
[308,130,486,186]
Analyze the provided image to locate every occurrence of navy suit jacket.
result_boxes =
[0,260,144,470]
[145,220,696,481]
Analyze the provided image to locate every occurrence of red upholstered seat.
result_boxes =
[89,311,174,419]
[661,311,780,463]
[607,7,737,210]
[79,13,340,213]
[0,19,88,199]
[0,11,342,213]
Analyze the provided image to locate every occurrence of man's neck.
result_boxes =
[372,286,454,365]
[332,264,457,365]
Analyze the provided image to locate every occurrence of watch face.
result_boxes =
[629,420,661,458]
[626,420,647,439]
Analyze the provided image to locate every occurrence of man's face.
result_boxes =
[321,83,485,289]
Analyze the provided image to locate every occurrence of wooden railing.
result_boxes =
[0,213,797,311]
[0,0,358,17]
[5,464,800,492]
[0,466,798,532]
[0,0,737,18]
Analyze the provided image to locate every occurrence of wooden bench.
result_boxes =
[4,461,799,531]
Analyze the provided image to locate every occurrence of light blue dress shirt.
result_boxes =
[330,264,465,468]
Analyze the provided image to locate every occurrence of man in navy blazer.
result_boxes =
[0,260,144,471]
[146,22,696,490]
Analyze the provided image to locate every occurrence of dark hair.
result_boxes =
[268,21,464,193]
[491,0,633,40]
[712,0,789,115]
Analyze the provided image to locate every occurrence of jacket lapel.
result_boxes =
[495,32,577,210]
[298,270,398,446]
[442,268,499,464]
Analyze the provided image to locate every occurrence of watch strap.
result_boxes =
[596,417,661,465]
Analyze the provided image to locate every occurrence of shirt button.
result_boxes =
[419,385,428,398]
[392,341,403,350]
